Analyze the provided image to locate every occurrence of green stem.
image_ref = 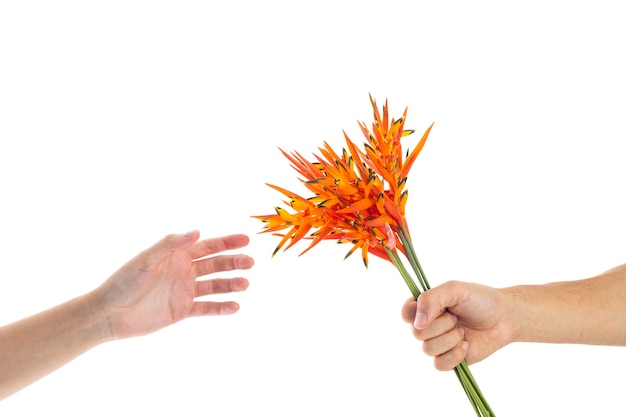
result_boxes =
[385,247,421,299]
[397,226,430,290]
[458,361,494,416]
[454,366,481,416]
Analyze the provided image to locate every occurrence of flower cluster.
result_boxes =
[254,95,432,268]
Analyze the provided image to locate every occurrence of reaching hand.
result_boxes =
[401,281,513,370]
[94,230,254,340]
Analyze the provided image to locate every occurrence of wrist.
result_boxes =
[496,286,526,346]
[82,290,115,344]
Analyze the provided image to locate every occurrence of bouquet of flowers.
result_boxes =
[254,95,495,416]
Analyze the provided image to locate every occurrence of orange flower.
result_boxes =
[253,95,432,267]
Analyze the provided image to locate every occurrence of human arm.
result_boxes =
[401,263,626,371]
[0,230,253,400]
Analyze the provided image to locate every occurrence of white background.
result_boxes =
[1,1,625,416]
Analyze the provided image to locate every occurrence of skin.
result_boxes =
[0,230,254,400]
[401,263,626,371]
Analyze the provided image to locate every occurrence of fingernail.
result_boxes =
[184,230,199,238]
[461,341,469,351]
[223,302,240,314]
[414,312,427,328]
[234,254,255,269]
[232,278,249,291]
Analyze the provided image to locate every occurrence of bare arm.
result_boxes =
[0,292,107,400]
[0,231,254,400]
[401,263,626,370]
[504,263,626,346]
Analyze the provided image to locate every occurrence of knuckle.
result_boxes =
[421,340,436,356]
[441,312,459,329]
[412,327,426,341]
[433,359,448,371]
[417,290,434,305]
[434,349,464,372]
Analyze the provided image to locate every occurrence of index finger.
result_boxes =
[401,297,417,323]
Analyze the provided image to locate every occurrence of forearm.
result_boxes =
[0,291,110,400]
[503,263,626,345]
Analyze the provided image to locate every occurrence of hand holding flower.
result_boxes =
[402,281,512,370]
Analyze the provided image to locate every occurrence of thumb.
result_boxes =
[414,281,466,329]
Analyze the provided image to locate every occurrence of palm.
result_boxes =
[107,250,196,338]
[94,232,253,340]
